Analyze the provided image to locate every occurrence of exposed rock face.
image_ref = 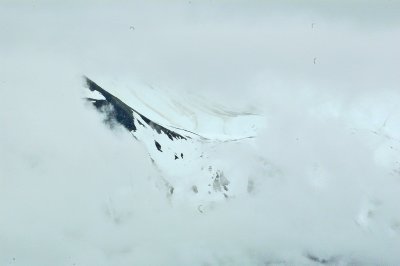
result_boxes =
[85,77,187,141]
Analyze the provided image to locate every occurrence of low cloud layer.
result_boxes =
[1,1,400,265]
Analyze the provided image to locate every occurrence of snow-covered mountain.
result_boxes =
[84,76,266,205]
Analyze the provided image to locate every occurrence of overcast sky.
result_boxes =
[1,1,400,265]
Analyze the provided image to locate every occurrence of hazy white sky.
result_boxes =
[1,1,400,265]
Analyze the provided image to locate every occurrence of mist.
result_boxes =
[1,1,400,265]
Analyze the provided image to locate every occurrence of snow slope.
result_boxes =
[84,76,267,206]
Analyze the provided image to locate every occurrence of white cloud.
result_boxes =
[1,1,400,265]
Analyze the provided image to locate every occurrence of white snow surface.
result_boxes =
[85,78,264,205]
